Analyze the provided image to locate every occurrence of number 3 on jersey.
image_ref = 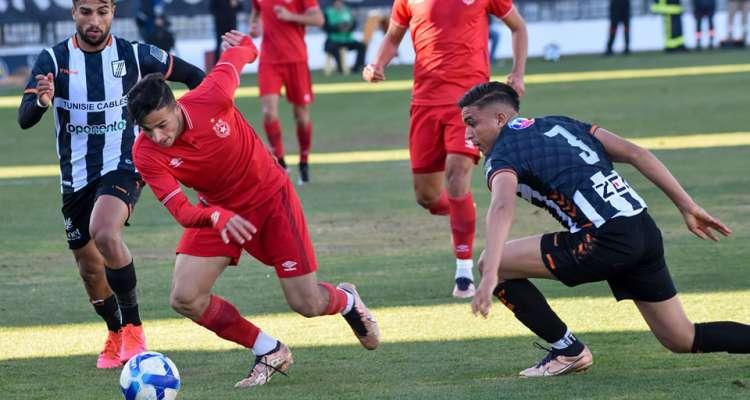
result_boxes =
[543,125,600,165]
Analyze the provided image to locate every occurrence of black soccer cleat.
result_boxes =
[298,162,309,185]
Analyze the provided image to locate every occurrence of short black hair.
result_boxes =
[127,73,176,126]
[458,81,520,112]
[73,0,114,6]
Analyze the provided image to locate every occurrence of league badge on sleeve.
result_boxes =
[508,117,535,130]
[149,45,168,64]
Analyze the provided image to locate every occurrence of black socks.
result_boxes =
[92,294,122,332]
[692,321,750,354]
[494,279,570,345]
[105,261,141,326]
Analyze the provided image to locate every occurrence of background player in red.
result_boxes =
[127,31,379,388]
[363,0,528,298]
[249,0,323,184]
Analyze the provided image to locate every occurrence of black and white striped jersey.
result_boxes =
[24,35,176,193]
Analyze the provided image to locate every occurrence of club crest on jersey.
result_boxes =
[508,117,535,130]
[210,118,231,138]
[111,60,126,78]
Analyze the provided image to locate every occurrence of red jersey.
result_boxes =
[133,39,286,230]
[252,0,320,64]
[391,0,513,106]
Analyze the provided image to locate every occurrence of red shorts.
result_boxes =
[175,180,317,278]
[409,104,480,173]
[258,61,314,105]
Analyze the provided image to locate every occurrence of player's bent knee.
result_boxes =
[170,292,201,317]
[655,332,693,353]
[91,228,121,254]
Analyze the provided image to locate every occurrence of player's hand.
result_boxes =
[273,5,294,21]
[219,214,258,245]
[362,64,385,82]
[221,29,248,50]
[471,275,497,319]
[35,73,55,106]
[506,72,525,98]
[680,204,732,241]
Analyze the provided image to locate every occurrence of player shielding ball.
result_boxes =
[363,0,528,298]
[17,0,205,369]
[461,81,750,377]
[127,31,379,388]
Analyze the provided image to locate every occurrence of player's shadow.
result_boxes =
[2,331,748,400]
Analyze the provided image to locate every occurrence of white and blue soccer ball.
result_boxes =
[119,351,181,400]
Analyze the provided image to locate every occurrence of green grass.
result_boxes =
[1,50,749,399]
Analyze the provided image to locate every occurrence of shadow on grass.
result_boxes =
[2,331,749,400]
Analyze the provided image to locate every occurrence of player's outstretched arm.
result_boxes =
[363,23,407,83]
[501,7,528,98]
[594,127,732,241]
[168,56,205,90]
[472,171,518,318]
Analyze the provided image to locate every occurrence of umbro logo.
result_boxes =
[281,261,298,271]
[169,158,183,168]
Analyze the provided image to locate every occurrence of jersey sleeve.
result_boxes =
[133,145,233,229]
[487,0,514,19]
[136,43,174,79]
[390,0,411,27]
[23,50,55,95]
[556,116,595,137]
[485,141,523,190]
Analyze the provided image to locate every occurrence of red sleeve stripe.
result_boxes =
[161,187,182,206]
[589,125,600,135]
[487,168,517,190]
[499,5,514,19]
[215,61,240,86]
[389,19,407,28]
[164,55,174,80]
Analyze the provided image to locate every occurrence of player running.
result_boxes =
[461,81,750,377]
[17,0,205,369]
[249,0,323,184]
[127,31,379,388]
[363,0,528,298]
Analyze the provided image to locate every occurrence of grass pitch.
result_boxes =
[1,50,749,399]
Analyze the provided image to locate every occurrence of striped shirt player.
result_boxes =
[19,35,202,194]
[460,81,748,379]
[17,0,204,372]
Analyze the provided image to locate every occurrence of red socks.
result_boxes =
[197,294,260,349]
[428,191,450,215]
[297,122,312,163]
[318,282,348,315]
[448,193,475,260]
[264,119,284,160]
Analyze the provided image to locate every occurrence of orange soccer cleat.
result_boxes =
[120,324,147,363]
[96,330,123,369]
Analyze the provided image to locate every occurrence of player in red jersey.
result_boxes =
[363,0,528,298]
[127,31,379,388]
[249,0,323,184]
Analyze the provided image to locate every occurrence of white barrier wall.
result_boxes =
[171,11,742,74]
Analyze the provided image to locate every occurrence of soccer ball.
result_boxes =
[119,351,181,400]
